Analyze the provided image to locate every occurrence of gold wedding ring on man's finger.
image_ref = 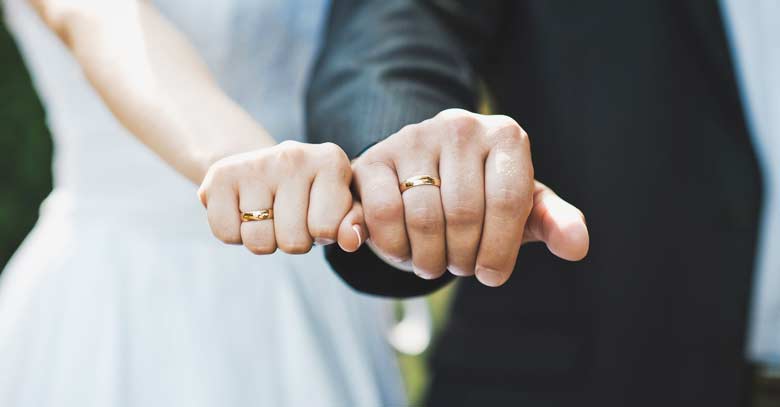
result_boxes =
[241,209,274,222]
[400,175,441,193]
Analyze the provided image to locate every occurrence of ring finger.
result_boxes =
[238,181,276,254]
[396,158,447,279]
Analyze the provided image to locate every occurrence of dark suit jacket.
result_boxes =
[306,1,762,406]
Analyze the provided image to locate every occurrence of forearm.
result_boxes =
[31,0,273,183]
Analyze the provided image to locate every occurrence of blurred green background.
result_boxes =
[3,9,778,407]
[0,10,52,271]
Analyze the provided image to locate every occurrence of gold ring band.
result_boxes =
[400,175,441,193]
[241,209,274,222]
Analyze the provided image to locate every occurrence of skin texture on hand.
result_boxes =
[340,109,590,287]
[198,141,359,255]
[198,109,588,290]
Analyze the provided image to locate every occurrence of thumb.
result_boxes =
[337,200,368,253]
[523,181,589,261]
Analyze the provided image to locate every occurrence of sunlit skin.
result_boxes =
[29,0,272,183]
[31,0,589,286]
[340,109,590,287]
[198,141,356,254]
[30,0,358,255]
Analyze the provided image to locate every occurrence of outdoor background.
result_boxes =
[2,9,780,407]
[0,12,450,405]
[0,11,51,269]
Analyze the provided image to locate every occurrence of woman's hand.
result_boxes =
[198,141,365,255]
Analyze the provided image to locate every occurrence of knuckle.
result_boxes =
[208,162,234,183]
[277,139,300,149]
[210,157,260,184]
[333,190,354,212]
[350,159,371,177]
[197,186,208,207]
[319,143,351,179]
[476,263,511,280]
[366,197,404,224]
[406,206,443,234]
[319,142,345,159]
[371,232,410,257]
[489,116,528,145]
[439,109,479,132]
[395,124,428,151]
[436,108,474,122]
[278,238,313,254]
[397,123,422,138]
[444,203,483,227]
[274,141,306,167]
[244,242,275,255]
[308,224,339,240]
[354,139,387,162]
[241,226,276,253]
[448,128,476,150]
[450,115,479,136]
[489,187,528,214]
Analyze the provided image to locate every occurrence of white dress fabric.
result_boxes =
[0,0,405,406]
[720,0,780,366]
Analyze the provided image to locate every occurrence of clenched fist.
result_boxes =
[348,109,589,286]
[198,141,361,255]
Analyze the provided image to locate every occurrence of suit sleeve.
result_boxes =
[306,0,506,297]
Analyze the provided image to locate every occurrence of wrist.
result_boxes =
[190,141,271,184]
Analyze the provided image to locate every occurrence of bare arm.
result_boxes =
[30,0,273,183]
[28,0,361,255]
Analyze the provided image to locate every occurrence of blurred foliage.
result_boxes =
[3,9,779,407]
[0,15,53,270]
[398,284,455,406]
[2,8,777,407]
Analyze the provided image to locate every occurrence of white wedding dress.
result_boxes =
[0,0,405,406]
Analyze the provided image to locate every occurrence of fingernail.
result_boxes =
[475,266,506,287]
[447,265,472,277]
[314,238,335,246]
[351,224,363,247]
[413,265,437,280]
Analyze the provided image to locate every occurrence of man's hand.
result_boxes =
[343,109,589,287]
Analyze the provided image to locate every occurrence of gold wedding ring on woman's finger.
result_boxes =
[241,209,274,222]
[400,175,441,193]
